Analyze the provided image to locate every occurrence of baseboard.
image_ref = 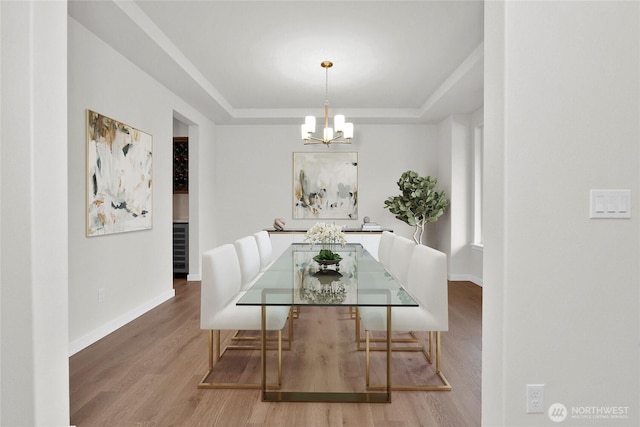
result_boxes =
[449,274,483,287]
[187,273,201,281]
[68,289,175,356]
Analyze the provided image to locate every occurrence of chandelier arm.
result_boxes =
[304,134,350,146]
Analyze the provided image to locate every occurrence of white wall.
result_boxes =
[483,2,639,426]
[469,107,484,285]
[212,124,439,245]
[67,18,217,353]
[437,115,475,282]
[1,1,69,425]
[436,118,453,254]
[173,118,189,137]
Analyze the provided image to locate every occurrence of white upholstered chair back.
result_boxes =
[198,243,291,389]
[377,230,395,268]
[234,236,262,291]
[388,235,416,287]
[200,244,242,330]
[253,230,274,272]
[407,244,449,331]
[358,243,452,391]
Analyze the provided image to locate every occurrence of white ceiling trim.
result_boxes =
[418,42,484,118]
[73,1,484,125]
[232,108,424,126]
[114,0,235,116]
[234,42,485,123]
[116,0,430,124]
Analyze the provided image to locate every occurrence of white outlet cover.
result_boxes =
[526,384,545,414]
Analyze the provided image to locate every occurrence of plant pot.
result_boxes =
[313,255,343,272]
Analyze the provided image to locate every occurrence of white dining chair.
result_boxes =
[198,244,291,389]
[377,230,395,268]
[388,235,415,287]
[358,244,451,391]
[355,236,417,345]
[253,230,303,320]
[234,234,296,339]
[253,230,274,272]
[234,235,263,291]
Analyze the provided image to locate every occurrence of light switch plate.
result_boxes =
[590,190,631,218]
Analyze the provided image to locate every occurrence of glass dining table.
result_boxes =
[237,243,418,403]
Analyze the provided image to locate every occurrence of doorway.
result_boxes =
[173,120,190,286]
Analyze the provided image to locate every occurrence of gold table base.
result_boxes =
[260,305,392,403]
[263,391,391,403]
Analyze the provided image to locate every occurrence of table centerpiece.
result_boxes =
[304,222,347,271]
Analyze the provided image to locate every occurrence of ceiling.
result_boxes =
[68,1,484,125]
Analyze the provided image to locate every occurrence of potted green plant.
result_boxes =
[304,222,347,270]
[384,170,449,244]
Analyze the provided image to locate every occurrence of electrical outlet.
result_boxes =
[526,384,544,414]
[98,288,106,303]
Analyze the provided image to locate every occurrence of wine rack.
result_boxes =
[173,137,188,193]
[173,222,189,274]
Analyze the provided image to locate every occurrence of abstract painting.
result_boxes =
[293,152,358,219]
[86,110,153,236]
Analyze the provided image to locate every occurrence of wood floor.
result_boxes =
[70,279,482,426]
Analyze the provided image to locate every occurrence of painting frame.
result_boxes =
[293,152,358,220]
[86,109,153,236]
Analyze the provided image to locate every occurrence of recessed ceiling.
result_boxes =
[69,0,484,124]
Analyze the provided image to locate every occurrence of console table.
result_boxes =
[265,228,392,261]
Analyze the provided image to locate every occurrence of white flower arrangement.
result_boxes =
[304,223,347,261]
[304,222,347,247]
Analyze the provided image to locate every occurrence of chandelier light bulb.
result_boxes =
[343,123,354,140]
[324,127,334,141]
[334,115,345,133]
[305,116,316,134]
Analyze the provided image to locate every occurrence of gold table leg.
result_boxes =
[261,305,267,400]
[261,304,392,403]
[386,306,392,402]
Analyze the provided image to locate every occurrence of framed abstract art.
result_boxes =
[293,152,358,219]
[86,110,153,236]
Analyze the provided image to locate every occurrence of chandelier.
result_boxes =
[301,61,354,146]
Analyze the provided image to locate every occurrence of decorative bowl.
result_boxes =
[313,255,343,271]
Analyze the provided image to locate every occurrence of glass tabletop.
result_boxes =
[237,243,418,307]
